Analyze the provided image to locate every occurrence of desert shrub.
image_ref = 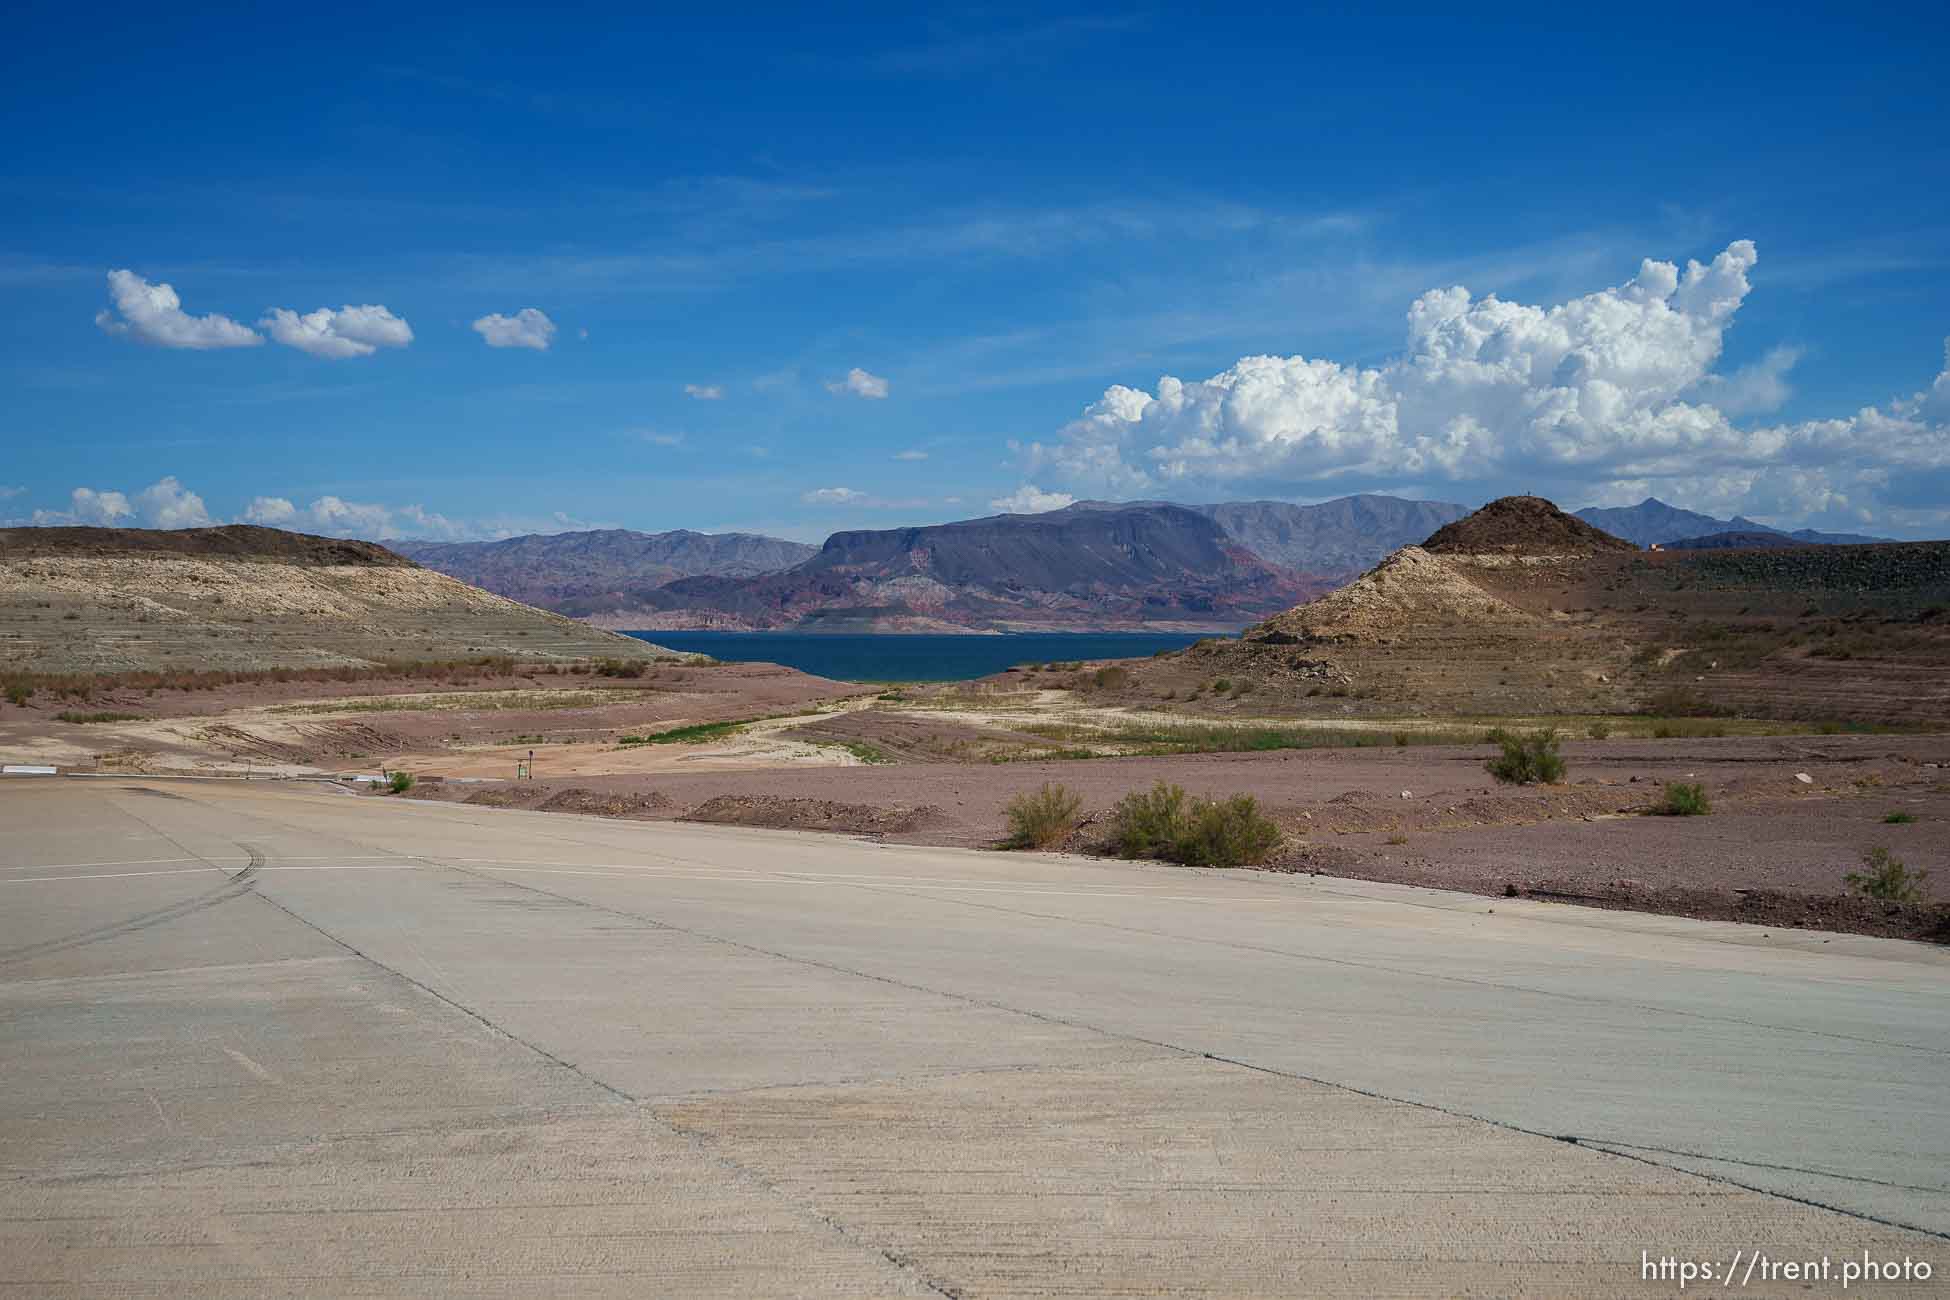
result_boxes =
[1003,783,1084,849]
[387,770,415,794]
[1846,847,1929,902]
[1485,728,1565,785]
[1172,795,1283,867]
[1640,686,1728,718]
[1658,782,1710,816]
[1212,678,1232,694]
[594,657,648,678]
[54,711,143,724]
[1587,721,1611,739]
[619,719,746,745]
[1394,731,1411,746]
[1106,782,1191,859]
[1884,811,1918,824]
[4,682,33,706]
[1652,719,1728,739]
[1091,665,1131,690]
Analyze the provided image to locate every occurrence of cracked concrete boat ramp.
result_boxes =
[2,779,1945,1296]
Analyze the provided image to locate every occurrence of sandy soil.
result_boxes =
[390,733,1950,938]
[7,655,1945,942]
[0,661,865,774]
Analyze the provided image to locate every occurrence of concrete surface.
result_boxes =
[1,778,1945,1297]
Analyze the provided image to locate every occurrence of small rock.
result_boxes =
[1400,790,1412,800]
[1795,772,1814,784]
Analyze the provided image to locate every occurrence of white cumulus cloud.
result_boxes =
[1029,240,1950,530]
[243,496,297,525]
[95,270,261,350]
[472,307,556,350]
[988,485,1075,514]
[33,478,208,528]
[133,476,211,528]
[893,449,929,461]
[260,304,414,359]
[1692,345,1802,416]
[684,383,725,400]
[19,480,568,543]
[802,486,867,505]
[827,367,890,399]
[58,487,133,526]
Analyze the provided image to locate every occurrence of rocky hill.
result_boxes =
[627,503,1331,631]
[0,525,667,674]
[1095,498,1950,725]
[1424,495,1638,556]
[392,528,817,617]
[1250,546,1534,644]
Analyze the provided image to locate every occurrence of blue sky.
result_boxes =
[4,3,1948,541]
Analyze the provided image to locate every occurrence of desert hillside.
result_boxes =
[1090,497,1950,724]
[0,525,668,674]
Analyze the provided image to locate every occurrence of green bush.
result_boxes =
[1658,782,1710,816]
[1003,783,1084,849]
[1484,728,1566,785]
[387,771,415,794]
[3,682,31,707]
[1212,678,1232,694]
[54,710,143,724]
[594,657,648,678]
[1106,782,1191,859]
[1587,721,1611,740]
[1174,795,1283,867]
[1883,811,1918,825]
[1091,665,1131,690]
[1105,783,1281,867]
[1846,847,1929,902]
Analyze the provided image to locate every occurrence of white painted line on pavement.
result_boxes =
[0,854,416,874]
[1,865,422,884]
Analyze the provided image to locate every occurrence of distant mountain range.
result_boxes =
[1664,530,1810,550]
[397,495,1471,631]
[391,529,818,617]
[390,493,1895,632]
[1571,498,1887,548]
[607,503,1332,631]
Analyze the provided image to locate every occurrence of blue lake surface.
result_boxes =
[623,631,1216,682]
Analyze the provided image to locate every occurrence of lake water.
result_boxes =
[623,630,1217,682]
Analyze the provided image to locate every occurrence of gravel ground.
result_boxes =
[400,733,1950,939]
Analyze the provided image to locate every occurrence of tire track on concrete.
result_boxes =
[113,783,1950,1247]
[0,843,262,967]
[97,782,959,1299]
